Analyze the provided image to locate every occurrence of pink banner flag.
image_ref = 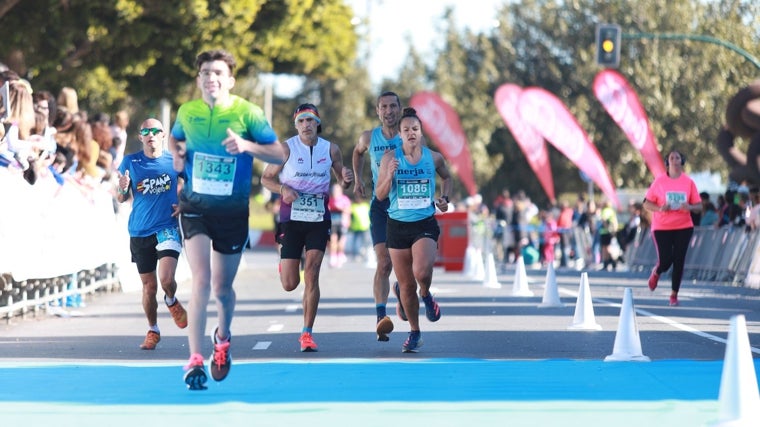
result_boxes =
[409,91,478,196]
[518,87,620,208]
[494,83,555,203]
[593,69,666,178]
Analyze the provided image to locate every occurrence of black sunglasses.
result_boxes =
[140,127,163,136]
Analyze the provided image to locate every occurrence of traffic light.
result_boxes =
[596,24,621,68]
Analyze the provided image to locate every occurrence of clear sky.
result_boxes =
[346,0,504,86]
[270,0,505,96]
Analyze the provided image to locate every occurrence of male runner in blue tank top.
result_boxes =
[352,91,401,342]
[375,107,452,353]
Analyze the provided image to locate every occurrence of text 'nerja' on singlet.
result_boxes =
[388,146,436,222]
[278,135,333,223]
[369,127,400,199]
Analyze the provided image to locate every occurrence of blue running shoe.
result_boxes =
[402,331,423,353]
[423,294,441,322]
[393,281,408,321]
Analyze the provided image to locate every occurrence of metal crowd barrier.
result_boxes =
[628,226,760,287]
[0,264,120,323]
[476,214,759,288]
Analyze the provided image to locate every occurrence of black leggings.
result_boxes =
[652,227,694,293]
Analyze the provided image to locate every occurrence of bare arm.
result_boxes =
[115,169,131,203]
[685,202,703,213]
[644,198,700,214]
[643,198,660,214]
[260,143,296,204]
[374,151,397,201]
[331,142,354,189]
[248,140,286,165]
[433,151,452,212]
[168,134,185,173]
[222,128,285,165]
[351,130,371,198]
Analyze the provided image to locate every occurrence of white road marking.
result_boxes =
[253,341,271,350]
[558,287,760,354]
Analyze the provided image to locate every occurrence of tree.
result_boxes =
[404,0,760,206]
[0,0,358,113]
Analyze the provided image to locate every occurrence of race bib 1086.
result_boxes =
[396,178,431,210]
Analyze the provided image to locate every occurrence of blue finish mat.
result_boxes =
[2,359,756,426]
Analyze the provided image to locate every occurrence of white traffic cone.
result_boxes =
[463,246,476,277]
[604,288,650,361]
[538,262,564,308]
[511,257,533,296]
[483,252,502,289]
[713,314,760,426]
[365,245,377,269]
[567,272,602,330]
[471,248,486,281]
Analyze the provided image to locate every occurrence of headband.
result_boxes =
[294,109,321,126]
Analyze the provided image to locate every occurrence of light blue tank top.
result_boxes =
[369,127,400,199]
[388,146,436,222]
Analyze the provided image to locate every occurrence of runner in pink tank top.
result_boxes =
[643,150,702,307]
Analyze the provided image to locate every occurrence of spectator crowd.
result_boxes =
[4,61,759,294]
[471,183,760,273]
[1,65,129,310]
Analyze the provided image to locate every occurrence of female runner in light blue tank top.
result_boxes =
[375,107,453,353]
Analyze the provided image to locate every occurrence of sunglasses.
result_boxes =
[140,127,163,136]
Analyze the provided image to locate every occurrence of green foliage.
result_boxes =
[0,0,358,112]
[3,0,759,210]
[395,0,760,206]
[268,67,375,172]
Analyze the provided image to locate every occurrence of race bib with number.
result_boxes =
[291,193,326,222]
[192,153,237,196]
[156,227,182,252]
[666,191,687,209]
[396,178,431,210]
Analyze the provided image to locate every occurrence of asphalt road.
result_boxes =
[2,247,759,363]
[3,249,760,426]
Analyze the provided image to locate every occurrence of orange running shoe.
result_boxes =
[167,300,188,329]
[139,330,160,350]
[376,316,394,342]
